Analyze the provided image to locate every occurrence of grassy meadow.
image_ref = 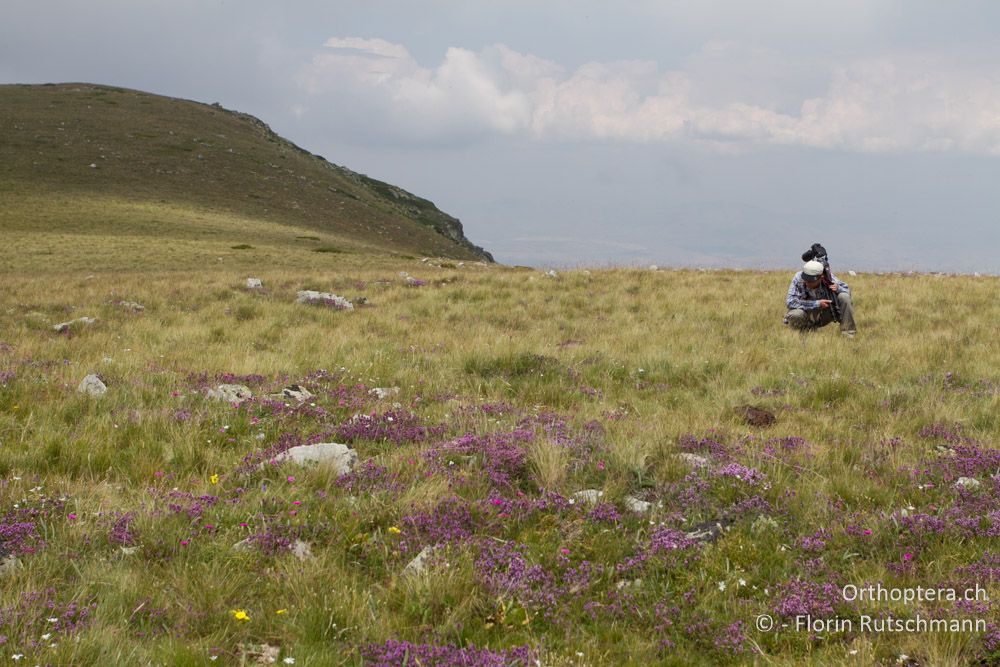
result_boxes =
[2,250,1000,666]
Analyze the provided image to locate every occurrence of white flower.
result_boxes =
[283,659,296,665]
[738,579,747,587]
[47,617,58,623]
[717,581,727,591]
[41,633,51,640]
[12,655,23,662]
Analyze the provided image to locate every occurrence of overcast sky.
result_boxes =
[4,1,1000,271]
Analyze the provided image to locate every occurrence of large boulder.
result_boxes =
[206,384,252,404]
[273,442,357,476]
[54,316,97,333]
[295,291,353,310]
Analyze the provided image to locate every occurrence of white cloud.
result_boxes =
[297,37,1000,154]
[323,37,411,60]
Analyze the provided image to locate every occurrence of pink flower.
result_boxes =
[180,539,190,547]
[490,498,504,506]
[154,470,165,478]
[67,513,77,521]
[170,391,181,397]
[903,552,913,562]
[289,510,298,517]
[560,548,570,556]
[596,460,606,471]
[292,500,302,506]
[286,476,296,483]
[863,529,872,536]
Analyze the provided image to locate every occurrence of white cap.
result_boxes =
[802,260,825,277]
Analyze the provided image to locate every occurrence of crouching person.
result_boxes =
[784,260,857,337]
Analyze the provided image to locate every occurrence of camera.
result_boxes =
[801,243,829,265]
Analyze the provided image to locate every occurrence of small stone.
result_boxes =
[233,538,254,552]
[955,477,981,491]
[686,518,733,543]
[572,489,604,505]
[677,453,710,469]
[291,540,313,560]
[0,554,22,575]
[282,384,313,402]
[736,404,776,427]
[403,545,435,576]
[78,374,107,397]
[370,387,400,400]
[246,277,263,289]
[206,384,252,404]
[624,496,652,514]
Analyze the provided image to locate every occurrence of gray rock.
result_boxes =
[233,538,254,552]
[955,477,981,491]
[274,442,357,475]
[403,545,435,576]
[206,384,252,404]
[53,316,97,333]
[0,554,22,575]
[291,540,313,561]
[246,277,262,289]
[370,387,400,400]
[282,384,314,402]
[572,489,604,505]
[296,290,353,310]
[677,453,710,469]
[111,301,145,312]
[685,518,733,543]
[624,496,652,514]
[78,374,107,397]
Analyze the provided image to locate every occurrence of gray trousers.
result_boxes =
[785,292,856,333]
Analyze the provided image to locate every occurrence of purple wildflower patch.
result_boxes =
[336,410,446,445]
[399,497,479,553]
[715,463,768,487]
[474,540,560,613]
[360,640,534,667]
[772,580,843,618]
[424,429,533,489]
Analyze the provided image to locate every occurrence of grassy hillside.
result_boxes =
[0,83,493,268]
[1,255,999,665]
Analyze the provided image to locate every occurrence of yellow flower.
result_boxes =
[388,526,401,535]
[210,474,219,485]
[230,609,250,621]
[276,609,288,615]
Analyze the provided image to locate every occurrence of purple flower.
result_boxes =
[360,640,534,667]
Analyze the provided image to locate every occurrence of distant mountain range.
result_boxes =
[0,83,493,263]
